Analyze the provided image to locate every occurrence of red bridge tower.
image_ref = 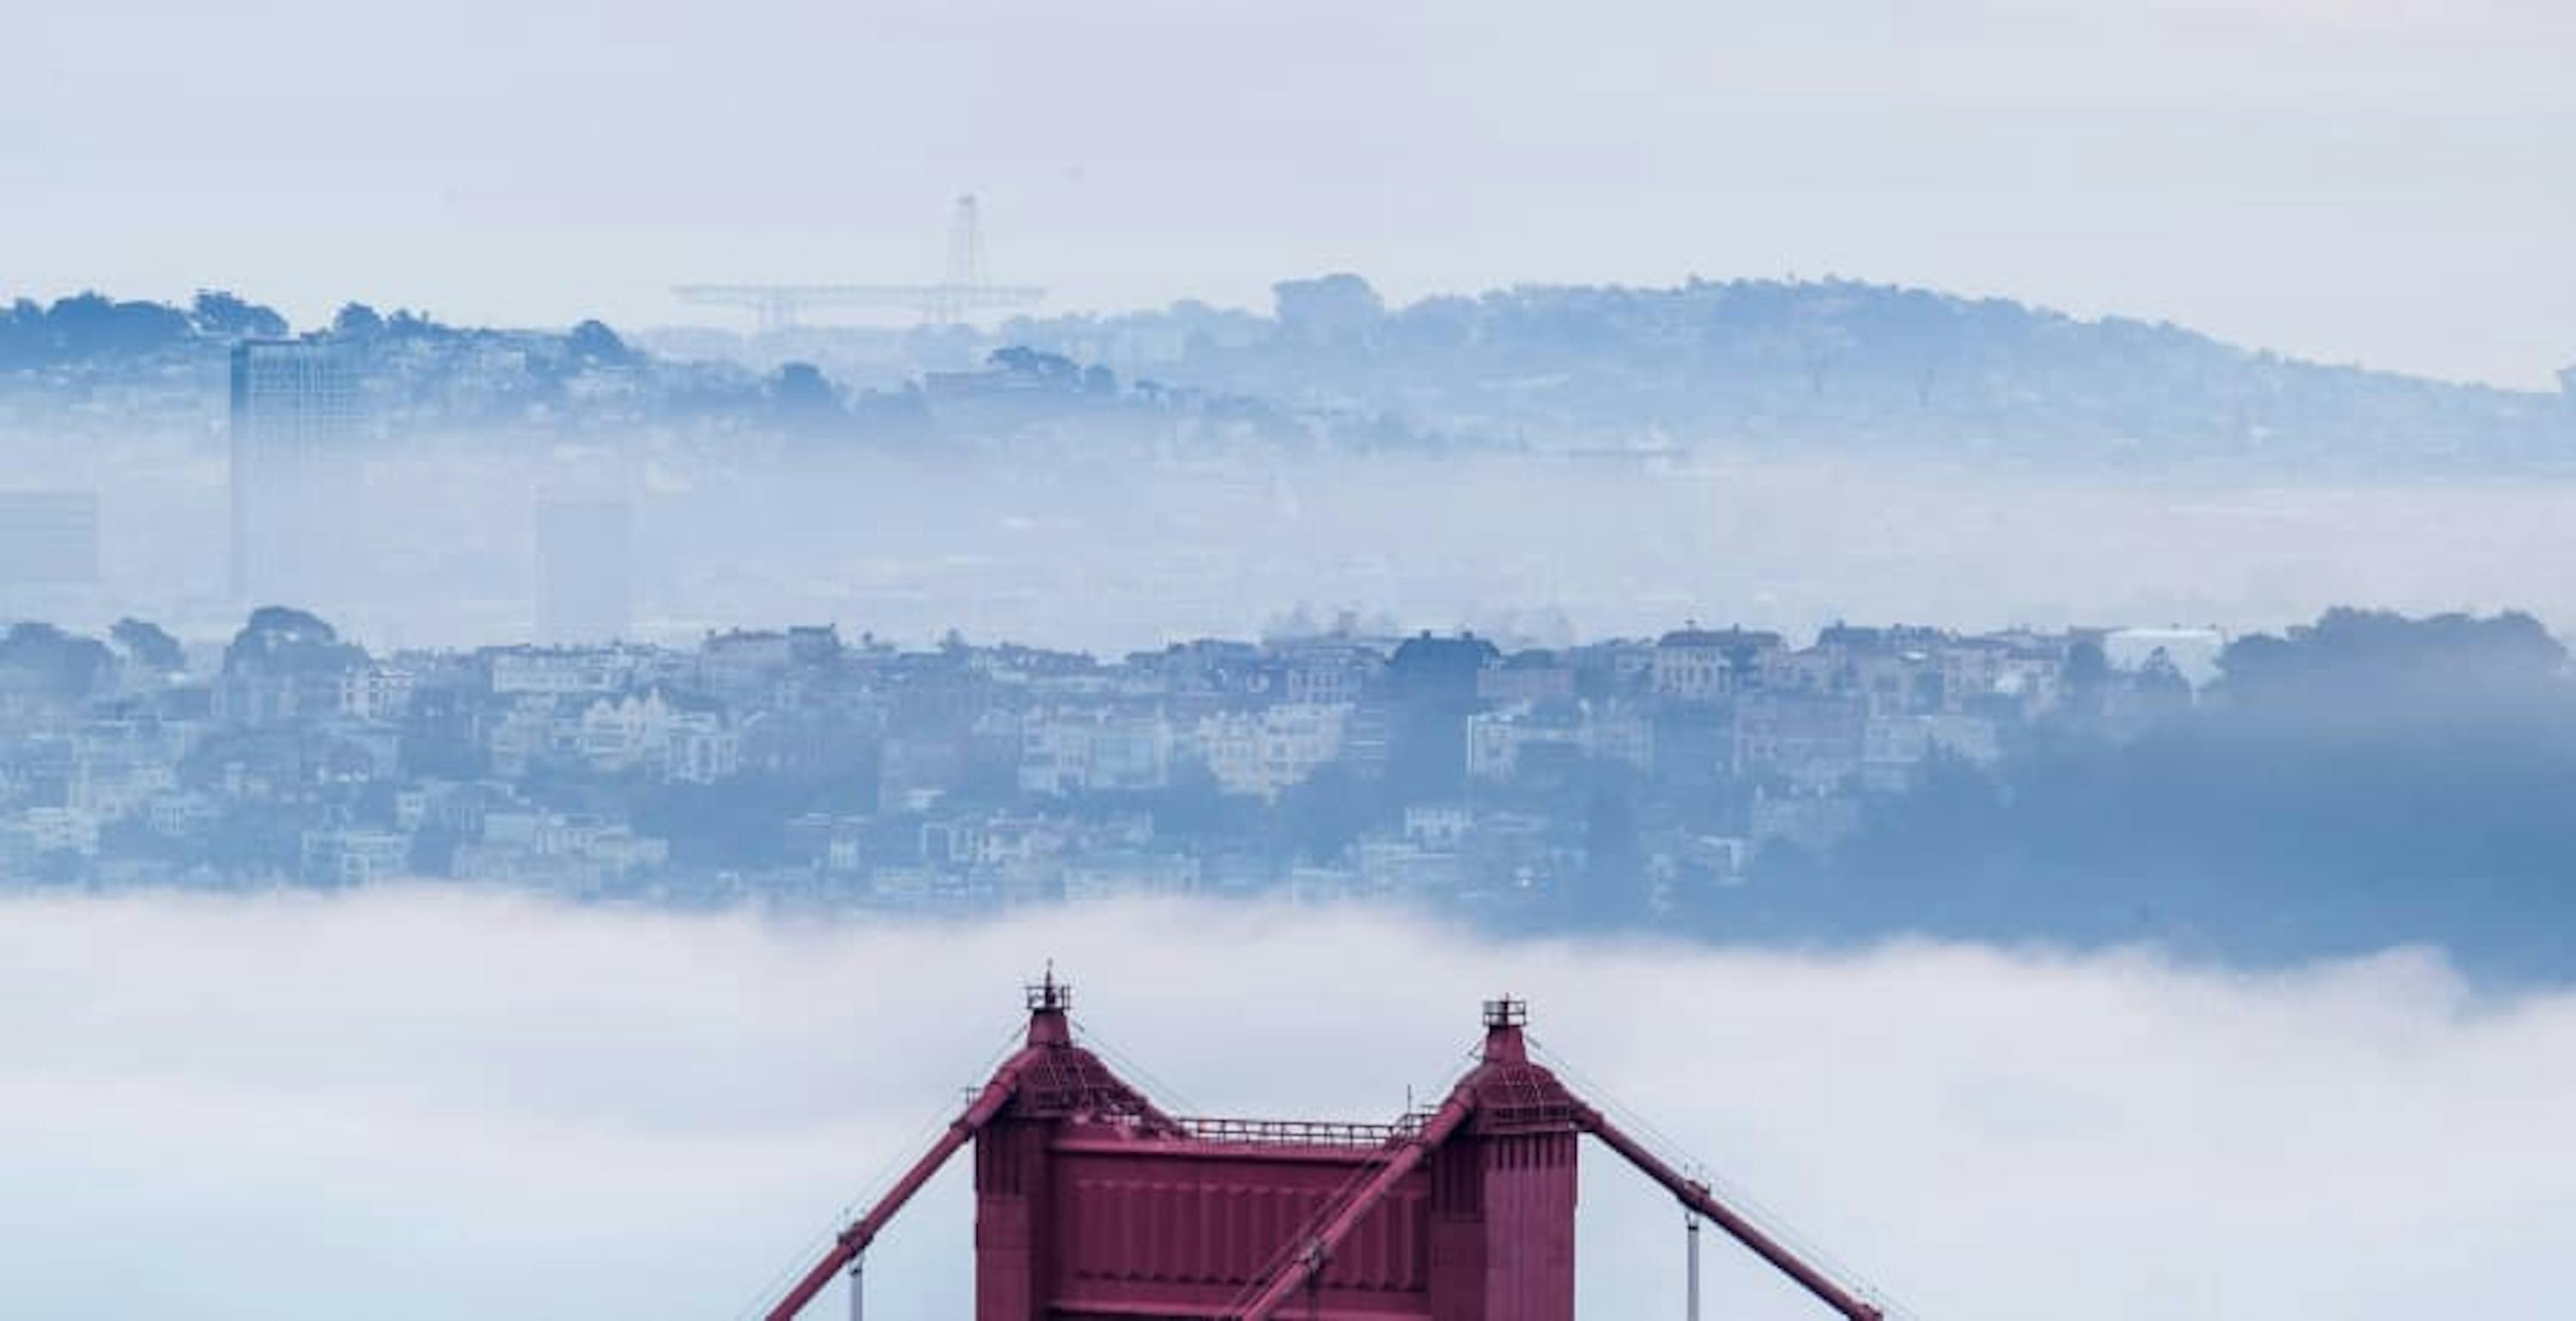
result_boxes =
[760,977,1886,1321]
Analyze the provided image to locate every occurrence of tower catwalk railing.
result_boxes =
[1170,1114,1426,1147]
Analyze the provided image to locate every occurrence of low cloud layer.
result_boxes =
[4,890,2567,1320]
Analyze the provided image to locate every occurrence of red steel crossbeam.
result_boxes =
[1229,1080,1479,1321]
[1579,1106,1885,1321]
[762,1050,1035,1321]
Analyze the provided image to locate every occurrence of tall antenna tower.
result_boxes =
[945,194,989,290]
[929,194,994,325]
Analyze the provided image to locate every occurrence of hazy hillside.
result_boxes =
[12,279,2574,472]
[1006,275,2576,471]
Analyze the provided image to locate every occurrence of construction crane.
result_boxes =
[671,195,1046,331]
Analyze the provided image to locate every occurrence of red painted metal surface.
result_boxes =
[758,985,1882,1321]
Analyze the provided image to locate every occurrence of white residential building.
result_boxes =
[1467,702,1653,780]
[1653,628,1781,702]
[332,665,416,722]
[1020,707,1173,797]
[9,807,100,857]
[489,646,636,698]
[576,689,738,782]
[301,829,411,886]
[1192,703,1346,799]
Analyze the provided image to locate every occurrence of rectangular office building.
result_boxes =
[229,340,361,607]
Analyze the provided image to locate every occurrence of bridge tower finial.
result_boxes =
[1024,967,1072,1045]
[1482,996,1529,1063]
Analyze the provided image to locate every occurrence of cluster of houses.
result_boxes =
[0,607,2199,917]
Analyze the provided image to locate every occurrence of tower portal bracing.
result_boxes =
[753,979,1893,1321]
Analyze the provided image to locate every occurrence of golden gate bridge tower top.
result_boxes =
[754,978,1894,1321]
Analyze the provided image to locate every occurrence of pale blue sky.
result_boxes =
[9,0,2573,385]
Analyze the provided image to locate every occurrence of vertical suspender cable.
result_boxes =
[1687,1212,1702,1321]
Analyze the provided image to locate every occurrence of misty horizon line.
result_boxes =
[5,597,2372,667]
[15,269,2565,397]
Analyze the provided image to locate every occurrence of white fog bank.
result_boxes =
[3,889,2567,1321]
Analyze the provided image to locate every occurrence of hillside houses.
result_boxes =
[0,605,2190,921]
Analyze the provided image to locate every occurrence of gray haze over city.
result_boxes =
[19,436,2576,657]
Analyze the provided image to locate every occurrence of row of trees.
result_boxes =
[0,618,184,704]
[0,291,286,367]
[0,288,641,371]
